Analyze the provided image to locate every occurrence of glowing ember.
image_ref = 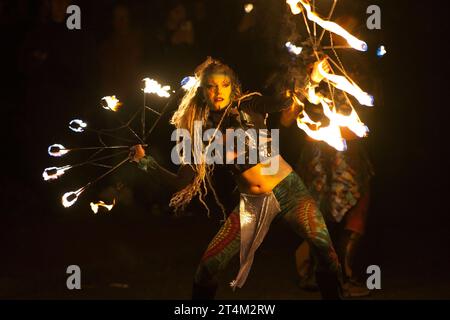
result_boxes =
[244,3,254,13]
[285,42,303,56]
[287,0,368,52]
[142,78,171,98]
[42,166,71,181]
[317,60,374,106]
[101,96,121,111]
[181,76,198,91]
[69,119,87,133]
[62,187,84,208]
[48,144,69,157]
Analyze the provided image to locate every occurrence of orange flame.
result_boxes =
[90,199,116,214]
[295,89,369,151]
[101,96,121,112]
[296,109,346,151]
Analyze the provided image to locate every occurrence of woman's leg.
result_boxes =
[274,172,342,299]
[192,210,241,299]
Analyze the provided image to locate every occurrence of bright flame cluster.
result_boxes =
[285,1,373,151]
[286,0,368,51]
[142,78,171,98]
[295,62,370,152]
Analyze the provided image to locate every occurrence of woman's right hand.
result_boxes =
[129,144,146,163]
[310,58,331,84]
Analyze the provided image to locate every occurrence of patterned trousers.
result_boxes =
[194,172,341,288]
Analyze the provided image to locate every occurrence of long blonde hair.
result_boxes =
[169,57,242,216]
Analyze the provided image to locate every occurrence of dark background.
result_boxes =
[1,0,448,299]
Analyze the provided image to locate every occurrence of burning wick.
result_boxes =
[244,3,254,13]
[142,78,171,98]
[285,42,303,56]
[101,96,121,112]
[377,45,386,57]
[69,119,87,133]
[62,187,84,208]
[180,76,198,91]
[42,166,71,181]
[90,199,116,214]
[48,144,69,157]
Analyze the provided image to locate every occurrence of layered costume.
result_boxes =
[139,93,342,298]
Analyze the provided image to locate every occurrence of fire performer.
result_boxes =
[130,57,343,299]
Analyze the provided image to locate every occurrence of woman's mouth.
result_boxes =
[214,97,224,103]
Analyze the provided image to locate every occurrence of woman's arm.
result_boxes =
[130,145,195,191]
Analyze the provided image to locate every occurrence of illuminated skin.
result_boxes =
[203,73,232,111]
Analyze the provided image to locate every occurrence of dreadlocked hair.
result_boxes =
[169,57,243,218]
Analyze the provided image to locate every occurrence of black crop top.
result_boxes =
[205,94,292,175]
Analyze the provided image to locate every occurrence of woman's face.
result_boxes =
[203,73,232,111]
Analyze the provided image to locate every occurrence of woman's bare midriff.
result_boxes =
[236,155,293,194]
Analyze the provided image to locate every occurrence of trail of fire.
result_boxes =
[286,0,367,51]
[317,60,374,106]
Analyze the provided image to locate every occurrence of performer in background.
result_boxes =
[130,57,343,299]
[280,87,374,298]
